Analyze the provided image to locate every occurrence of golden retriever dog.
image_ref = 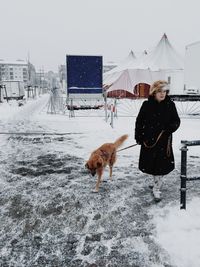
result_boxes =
[85,135,128,192]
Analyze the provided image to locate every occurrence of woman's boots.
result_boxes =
[152,175,162,202]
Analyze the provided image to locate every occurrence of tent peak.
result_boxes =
[128,50,136,59]
[148,33,184,70]
[163,33,168,39]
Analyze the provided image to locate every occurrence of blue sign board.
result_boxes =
[66,55,102,94]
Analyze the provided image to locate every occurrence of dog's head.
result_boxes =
[85,155,103,176]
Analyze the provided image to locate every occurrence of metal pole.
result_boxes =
[104,92,108,122]
[114,98,117,118]
[50,94,53,113]
[110,105,114,128]
[4,85,8,103]
[69,98,75,118]
[180,144,188,209]
[0,65,2,103]
[0,85,2,103]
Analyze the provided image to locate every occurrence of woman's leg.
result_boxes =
[152,175,163,201]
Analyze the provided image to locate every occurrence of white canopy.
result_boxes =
[104,50,136,78]
[106,69,164,93]
[103,51,137,87]
[104,34,183,95]
[104,50,162,93]
[142,33,184,70]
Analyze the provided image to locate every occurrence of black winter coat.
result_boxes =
[135,95,180,175]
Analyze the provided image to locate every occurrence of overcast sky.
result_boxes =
[0,0,199,72]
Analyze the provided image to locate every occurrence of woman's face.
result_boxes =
[154,89,167,102]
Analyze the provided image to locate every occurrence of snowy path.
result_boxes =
[1,97,200,267]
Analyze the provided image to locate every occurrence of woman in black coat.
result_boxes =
[135,80,180,201]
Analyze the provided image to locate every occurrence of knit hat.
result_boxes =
[149,80,169,95]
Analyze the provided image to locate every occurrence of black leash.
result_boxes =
[117,143,138,152]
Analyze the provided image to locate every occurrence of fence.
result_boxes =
[180,140,200,209]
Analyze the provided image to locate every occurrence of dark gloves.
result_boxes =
[135,133,143,145]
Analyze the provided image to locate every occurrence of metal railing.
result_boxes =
[180,140,200,209]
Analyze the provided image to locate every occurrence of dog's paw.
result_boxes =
[91,189,99,193]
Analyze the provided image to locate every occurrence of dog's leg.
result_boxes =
[93,169,103,193]
[109,165,113,180]
[95,176,102,192]
[109,152,116,181]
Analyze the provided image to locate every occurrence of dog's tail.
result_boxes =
[113,134,128,149]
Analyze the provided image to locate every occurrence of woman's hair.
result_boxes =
[149,80,169,96]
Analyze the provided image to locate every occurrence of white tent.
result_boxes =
[184,41,200,94]
[106,69,163,95]
[104,50,163,96]
[103,50,145,90]
[103,50,137,85]
[104,50,136,76]
[146,33,184,95]
[143,33,183,70]
[104,34,184,96]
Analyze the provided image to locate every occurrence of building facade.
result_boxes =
[0,59,28,83]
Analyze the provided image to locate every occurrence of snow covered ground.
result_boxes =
[0,95,200,267]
